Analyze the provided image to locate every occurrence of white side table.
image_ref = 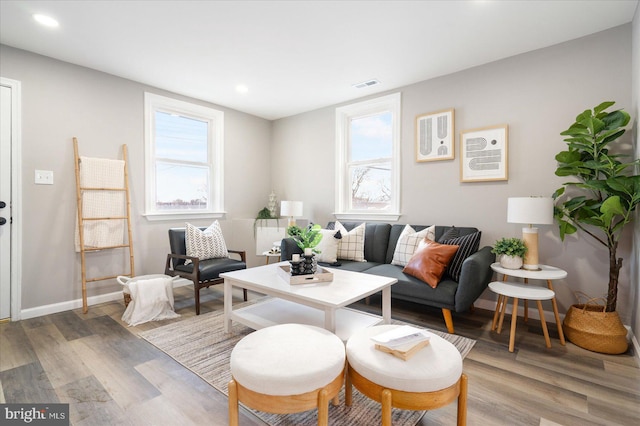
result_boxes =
[490,263,567,345]
[488,281,555,352]
[262,250,281,265]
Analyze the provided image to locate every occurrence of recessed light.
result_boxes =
[352,79,381,89]
[235,85,249,94]
[33,14,59,28]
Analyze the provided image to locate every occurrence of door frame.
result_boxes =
[1,77,22,321]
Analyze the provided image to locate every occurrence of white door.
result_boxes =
[0,84,12,320]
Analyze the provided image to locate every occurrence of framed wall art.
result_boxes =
[460,124,508,182]
[415,108,454,162]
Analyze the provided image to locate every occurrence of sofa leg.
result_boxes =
[243,288,248,301]
[442,308,455,334]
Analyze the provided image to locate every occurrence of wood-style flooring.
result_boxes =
[1,285,638,426]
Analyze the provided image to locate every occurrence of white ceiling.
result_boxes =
[1,1,637,120]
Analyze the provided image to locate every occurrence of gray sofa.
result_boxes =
[281,222,495,334]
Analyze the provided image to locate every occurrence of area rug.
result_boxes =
[139,299,476,426]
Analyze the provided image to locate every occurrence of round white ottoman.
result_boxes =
[228,323,345,426]
[345,325,467,426]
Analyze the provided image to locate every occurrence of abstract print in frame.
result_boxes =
[416,108,455,162]
[460,124,508,182]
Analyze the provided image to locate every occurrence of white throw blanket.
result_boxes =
[121,277,180,326]
[74,156,126,252]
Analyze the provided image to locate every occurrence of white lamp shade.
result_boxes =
[507,197,554,225]
[280,201,303,217]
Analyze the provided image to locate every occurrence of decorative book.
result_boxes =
[371,325,431,361]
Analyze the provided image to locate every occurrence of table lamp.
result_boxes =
[507,196,554,270]
[280,201,303,227]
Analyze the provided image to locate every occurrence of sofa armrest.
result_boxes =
[454,246,496,312]
[280,237,303,261]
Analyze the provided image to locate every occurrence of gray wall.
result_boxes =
[273,25,637,324]
[0,46,272,311]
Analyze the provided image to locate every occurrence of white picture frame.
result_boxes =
[415,108,455,162]
[460,124,508,182]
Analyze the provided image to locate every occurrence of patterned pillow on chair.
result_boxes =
[185,221,229,262]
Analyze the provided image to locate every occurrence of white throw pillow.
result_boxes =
[185,221,229,262]
[391,224,436,266]
[315,229,341,263]
[334,221,366,262]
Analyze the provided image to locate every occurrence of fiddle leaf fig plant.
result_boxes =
[287,223,323,253]
[553,101,640,312]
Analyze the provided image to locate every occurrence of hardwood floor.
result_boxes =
[1,285,638,425]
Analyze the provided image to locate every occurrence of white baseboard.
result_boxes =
[19,278,193,320]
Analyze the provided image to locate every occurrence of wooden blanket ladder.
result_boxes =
[74,137,135,313]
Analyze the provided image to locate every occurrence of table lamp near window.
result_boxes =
[280,201,303,227]
[507,196,554,270]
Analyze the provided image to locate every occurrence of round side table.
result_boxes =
[490,263,567,346]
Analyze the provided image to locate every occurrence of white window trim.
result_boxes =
[143,92,224,221]
[334,92,401,222]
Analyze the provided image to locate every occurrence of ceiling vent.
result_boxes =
[352,79,380,89]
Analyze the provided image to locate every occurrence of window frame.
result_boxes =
[144,92,224,221]
[335,92,401,221]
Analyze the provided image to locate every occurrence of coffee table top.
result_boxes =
[221,262,397,308]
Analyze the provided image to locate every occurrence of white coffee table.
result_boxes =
[221,262,397,341]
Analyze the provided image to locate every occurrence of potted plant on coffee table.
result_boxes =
[492,237,527,270]
[287,224,323,274]
[553,101,639,354]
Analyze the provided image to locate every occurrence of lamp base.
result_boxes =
[522,227,540,271]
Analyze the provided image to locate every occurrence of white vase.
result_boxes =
[500,255,523,270]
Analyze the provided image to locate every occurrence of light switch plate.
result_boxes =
[35,170,54,185]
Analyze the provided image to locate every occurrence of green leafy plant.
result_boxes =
[491,237,527,258]
[287,223,323,253]
[553,101,639,312]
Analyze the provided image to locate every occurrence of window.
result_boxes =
[144,93,224,220]
[335,93,401,221]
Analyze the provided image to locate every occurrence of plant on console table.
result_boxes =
[553,101,639,354]
[491,237,527,270]
[287,224,323,274]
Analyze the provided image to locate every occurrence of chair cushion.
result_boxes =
[230,324,345,395]
[346,325,462,393]
[175,257,246,281]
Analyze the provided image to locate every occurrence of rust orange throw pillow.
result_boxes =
[402,239,459,288]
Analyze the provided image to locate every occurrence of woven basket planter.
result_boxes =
[563,304,628,354]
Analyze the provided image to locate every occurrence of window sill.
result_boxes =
[333,212,401,222]
[143,211,226,222]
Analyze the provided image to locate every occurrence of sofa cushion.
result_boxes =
[363,264,458,309]
[328,222,391,263]
[391,224,436,266]
[335,221,366,262]
[403,240,459,288]
[440,231,482,281]
[315,229,341,263]
[328,260,382,273]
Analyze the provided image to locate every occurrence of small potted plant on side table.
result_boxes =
[492,237,527,270]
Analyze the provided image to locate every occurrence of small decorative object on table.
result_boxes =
[287,223,323,275]
[491,237,527,270]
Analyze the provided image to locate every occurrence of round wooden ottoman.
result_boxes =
[228,323,345,426]
[345,325,467,426]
